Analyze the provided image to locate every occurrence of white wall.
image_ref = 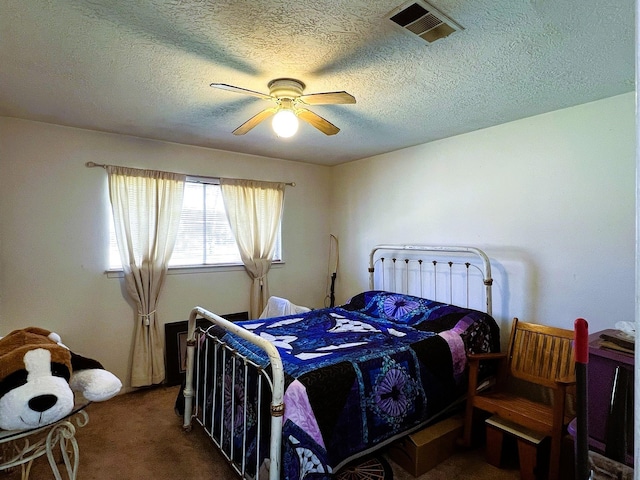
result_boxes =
[331,93,635,337]
[0,118,332,389]
[1,92,634,389]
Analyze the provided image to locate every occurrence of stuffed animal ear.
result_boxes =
[69,352,121,402]
[70,351,104,371]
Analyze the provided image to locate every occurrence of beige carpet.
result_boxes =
[1,385,520,480]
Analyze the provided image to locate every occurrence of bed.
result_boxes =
[181,245,501,480]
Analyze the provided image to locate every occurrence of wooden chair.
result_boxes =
[461,318,575,480]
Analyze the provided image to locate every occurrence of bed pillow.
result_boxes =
[342,290,501,354]
[341,290,448,326]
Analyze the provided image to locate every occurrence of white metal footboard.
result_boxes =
[183,306,285,480]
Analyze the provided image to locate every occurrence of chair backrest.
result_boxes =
[507,318,575,389]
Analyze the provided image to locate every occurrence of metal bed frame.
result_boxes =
[182,245,494,480]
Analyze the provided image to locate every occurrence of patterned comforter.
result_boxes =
[195,291,500,480]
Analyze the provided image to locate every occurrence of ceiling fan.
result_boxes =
[211,78,356,137]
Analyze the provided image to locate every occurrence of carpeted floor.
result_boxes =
[1,386,520,480]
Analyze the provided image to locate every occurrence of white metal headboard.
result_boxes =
[368,244,493,316]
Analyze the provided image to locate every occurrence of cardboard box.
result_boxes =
[387,415,464,477]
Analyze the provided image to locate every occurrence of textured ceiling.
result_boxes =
[0,0,634,166]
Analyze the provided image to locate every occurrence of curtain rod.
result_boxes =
[85,161,296,186]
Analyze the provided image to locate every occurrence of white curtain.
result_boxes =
[220,178,285,319]
[107,166,185,387]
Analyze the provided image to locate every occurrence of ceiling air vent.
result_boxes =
[387,0,463,44]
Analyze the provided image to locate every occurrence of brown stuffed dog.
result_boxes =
[0,327,121,430]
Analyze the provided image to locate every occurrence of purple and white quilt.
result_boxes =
[193,291,500,480]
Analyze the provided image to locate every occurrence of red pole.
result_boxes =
[574,318,590,480]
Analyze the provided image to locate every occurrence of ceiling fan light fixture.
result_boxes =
[211,78,354,136]
[272,109,298,138]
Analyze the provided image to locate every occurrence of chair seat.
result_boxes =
[474,392,571,434]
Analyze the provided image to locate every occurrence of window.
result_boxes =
[108,177,281,270]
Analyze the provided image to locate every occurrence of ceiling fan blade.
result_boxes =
[233,108,278,135]
[211,83,273,101]
[297,109,340,135]
[298,91,356,105]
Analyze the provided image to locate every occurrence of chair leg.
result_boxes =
[460,403,474,447]
[517,440,538,480]
[548,388,566,480]
[461,360,480,448]
[547,434,561,480]
[485,424,504,467]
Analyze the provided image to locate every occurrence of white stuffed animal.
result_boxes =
[0,327,122,430]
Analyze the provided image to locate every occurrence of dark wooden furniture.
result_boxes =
[587,329,634,466]
[461,318,575,480]
[165,311,249,386]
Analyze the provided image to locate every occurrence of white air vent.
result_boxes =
[387,0,463,44]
